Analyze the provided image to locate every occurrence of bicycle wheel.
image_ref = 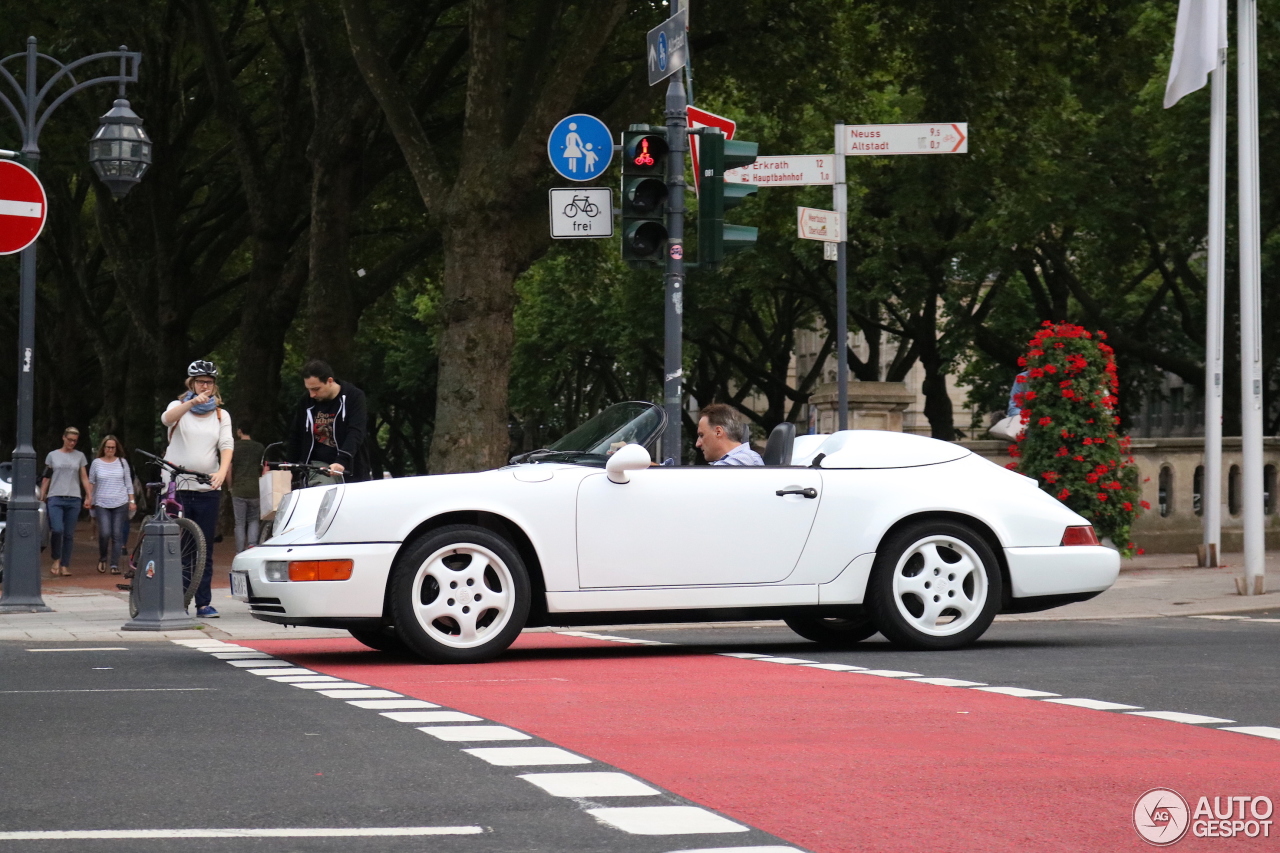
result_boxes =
[582,202,600,217]
[176,517,207,609]
[563,202,578,217]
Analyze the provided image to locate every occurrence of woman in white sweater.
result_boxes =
[161,360,233,618]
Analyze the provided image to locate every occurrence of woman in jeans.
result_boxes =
[39,427,90,577]
[85,435,135,574]
[162,360,233,619]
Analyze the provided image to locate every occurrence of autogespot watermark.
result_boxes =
[1134,788,1275,845]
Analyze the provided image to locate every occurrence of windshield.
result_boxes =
[509,402,666,465]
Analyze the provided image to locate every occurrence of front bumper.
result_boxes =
[229,542,400,621]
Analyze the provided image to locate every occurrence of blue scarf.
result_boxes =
[183,391,217,415]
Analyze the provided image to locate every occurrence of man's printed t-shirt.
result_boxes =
[308,399,342,465]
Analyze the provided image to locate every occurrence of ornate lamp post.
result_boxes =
[0,38,147,612]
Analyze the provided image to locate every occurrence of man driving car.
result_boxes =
[696,403,764,466]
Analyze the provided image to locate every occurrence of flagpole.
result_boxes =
[1237,0,1266,594]
[1202,0,1227,568]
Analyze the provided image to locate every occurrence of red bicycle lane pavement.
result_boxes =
[242,633,1280,853]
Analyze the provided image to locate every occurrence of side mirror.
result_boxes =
[605,443,651,484]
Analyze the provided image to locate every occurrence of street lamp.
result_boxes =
[0,38,145,612]
[88,98,152,199]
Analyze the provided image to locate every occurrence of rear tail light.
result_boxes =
[288,560,354,581]
[1061,525,1100,547]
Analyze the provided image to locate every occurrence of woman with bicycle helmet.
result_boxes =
[160,360,233,618]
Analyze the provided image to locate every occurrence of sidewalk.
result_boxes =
[1,550,1276,641]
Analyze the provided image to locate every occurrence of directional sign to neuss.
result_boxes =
[797,207,842,243]
[547,114,613,182]
[843,123,968,156]
[549,187,613,239]
[726,155,835,187]
[646,9,688,86]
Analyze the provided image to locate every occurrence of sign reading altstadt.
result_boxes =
[842,123,968,156]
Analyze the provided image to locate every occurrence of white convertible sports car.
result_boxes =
[230,402,1118,663]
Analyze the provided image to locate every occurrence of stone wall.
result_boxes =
[960,437,1280,553]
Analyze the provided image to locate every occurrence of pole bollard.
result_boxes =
[121,519,197,631]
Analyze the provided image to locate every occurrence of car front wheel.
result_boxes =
[866,520,1002,650]
[390,525,530,664]
[784,611,878,647]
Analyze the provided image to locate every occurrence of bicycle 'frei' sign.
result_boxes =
[0,160,47,255]
[549,187,613,239]
[547,114,613,182]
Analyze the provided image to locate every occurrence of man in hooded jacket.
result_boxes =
[287,360,371,483]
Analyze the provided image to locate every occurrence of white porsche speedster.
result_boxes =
[230,401,1118,662]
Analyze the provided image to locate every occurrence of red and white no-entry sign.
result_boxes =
[0,160,47,255]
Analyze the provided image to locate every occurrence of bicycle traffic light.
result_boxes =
[621,126,669,266]
[697,129,758,267]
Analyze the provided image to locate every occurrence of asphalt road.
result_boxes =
[2,613,1278,853]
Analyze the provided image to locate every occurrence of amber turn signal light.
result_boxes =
[288,560,354,581]
[1060,525,1100,547]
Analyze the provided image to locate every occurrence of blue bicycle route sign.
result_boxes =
[547,114,613,182]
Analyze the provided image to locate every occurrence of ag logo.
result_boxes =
[1135,788,1190,846]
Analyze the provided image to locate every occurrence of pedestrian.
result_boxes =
[161,360,233,618]
[39,427,90,577]
[84,435,135,575]
[287,360,370,485]
[230,421,264,552]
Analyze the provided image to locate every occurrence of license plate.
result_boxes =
[230,571,248,599]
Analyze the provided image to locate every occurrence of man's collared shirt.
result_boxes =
[712,442,764,466]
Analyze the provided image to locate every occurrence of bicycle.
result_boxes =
[118,450,210,619]
[562,195,600,218]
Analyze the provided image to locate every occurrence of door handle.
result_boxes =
[776,487,818,499]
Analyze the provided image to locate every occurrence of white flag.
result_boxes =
[1164,0,1228,108]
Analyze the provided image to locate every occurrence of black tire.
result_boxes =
[390,524,531,664]
[349,627,413,655]
[865,520,1002,651]
[784,611,879,647]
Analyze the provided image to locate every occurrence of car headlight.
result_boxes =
[314,486,343,538]
[274,492,296,530]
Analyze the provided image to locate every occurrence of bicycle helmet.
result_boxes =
[187,359,219,378]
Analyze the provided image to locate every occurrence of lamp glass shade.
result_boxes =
[88,98,152,198]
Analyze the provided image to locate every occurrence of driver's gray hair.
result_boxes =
[699,403,749,444]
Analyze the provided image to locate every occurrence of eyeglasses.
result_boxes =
[192,379,215,387]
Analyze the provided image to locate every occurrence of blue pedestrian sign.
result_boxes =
[548,114,612,182]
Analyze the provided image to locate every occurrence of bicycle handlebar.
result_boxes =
[265,460,338,476]
[134,449,213,486]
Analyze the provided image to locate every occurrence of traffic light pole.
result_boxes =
[662,75,687,464]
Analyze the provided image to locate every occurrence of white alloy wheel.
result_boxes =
[410,543,516,649]
[889,534,988,637]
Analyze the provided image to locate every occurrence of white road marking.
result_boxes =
[268,676,340,683]
[973,686,1060,698]
[518,772,659,797]
[463,747,592,766]
[249,668,316,676]
[1251,618,1280,623]
[1190,615,1248,620]
[1127,711,1236,725]
[751,657,818,665]
[852,669,922,678]
[1042,698,1142,711]
[910,677,988,688]
[557,631,670,645]
[227,659,292,667]
[26,647,128,652]
[0,199,43,218]
[292,681,369,690]
[419,726,531,742]
[0,827,483,840]
[212,653,272,659]
[172,639,223,646]
[381,711,481,723]
[1219,726,1280,740]
[587,806,747,835]
[0,688,213,694]
[317,689,402,699]
[801,663,867,671]
[718,652,768,659]
[348,699,440,710]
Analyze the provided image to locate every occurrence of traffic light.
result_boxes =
[621,126,669,266]
[697,129,758,267]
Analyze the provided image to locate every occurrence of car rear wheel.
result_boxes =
[866,520,1001,650]
[390,525,530,664]
[784,611,878,647]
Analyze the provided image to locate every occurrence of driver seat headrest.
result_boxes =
[762,422,796,466]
